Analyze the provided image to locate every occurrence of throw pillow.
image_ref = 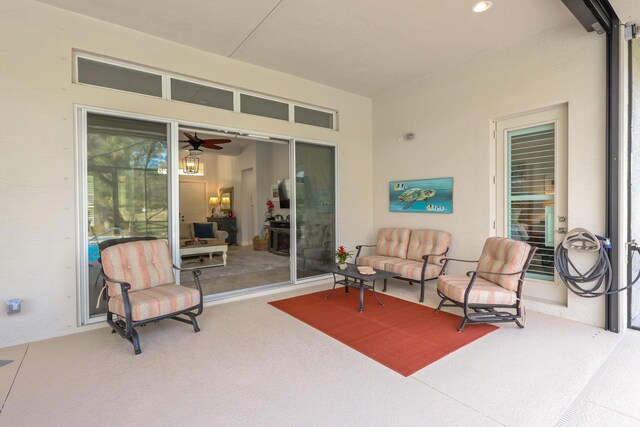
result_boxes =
[193,223,215,238]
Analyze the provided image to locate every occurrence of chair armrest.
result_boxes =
[466,269,526,278]
[440,257,479,264]
[355,244,376,261]
[214,230,228,242]
[355,244,376,249]
[101,272,132,293]
[422,252,448,262]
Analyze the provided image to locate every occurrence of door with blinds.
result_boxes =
[496,106,568,305]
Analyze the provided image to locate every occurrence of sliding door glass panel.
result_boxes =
[507,124,555,281]
[86,113,169,317]
[630,38,640,329]
[295,142,336,279]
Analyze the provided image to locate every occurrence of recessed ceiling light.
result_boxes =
[473,1,493,13]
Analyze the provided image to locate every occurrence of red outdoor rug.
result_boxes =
[269,290,498,376]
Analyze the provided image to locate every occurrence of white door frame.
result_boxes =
[76,105,338,325]
[492,104,568,305]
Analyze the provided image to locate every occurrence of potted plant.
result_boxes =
[265,199,275,222]
[335,245,353,270]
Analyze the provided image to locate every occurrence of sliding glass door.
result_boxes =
[295,141,336,279]
[629,38,640,330]
[82,112,170,320]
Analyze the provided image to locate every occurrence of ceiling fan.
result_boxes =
[180,132,232,155]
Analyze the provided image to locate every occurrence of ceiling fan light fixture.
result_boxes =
[189,148,203,155]
[472,1,492,13]
[182,154,200,174]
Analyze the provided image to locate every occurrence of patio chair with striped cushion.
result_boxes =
[435,237,537,331]
[98,237,206,354]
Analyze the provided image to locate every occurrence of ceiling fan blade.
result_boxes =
[201,138,231,144]
[201,140,230,150]
[183,132,197,141]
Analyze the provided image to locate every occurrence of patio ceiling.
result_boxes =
[38,0,578,96]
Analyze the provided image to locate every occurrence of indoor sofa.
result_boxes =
[355,228,451,302]
[179,221,228,246]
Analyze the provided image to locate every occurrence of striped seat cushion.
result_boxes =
[101,239,175,296]
[406,229,451,265]
[384,259,441,281]
[437,275,517,306]
[108,284,201,321]
[376,228,411,259]
[476,237,531,292]
[356,255,398,271]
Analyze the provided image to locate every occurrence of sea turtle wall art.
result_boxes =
[389,177,453,213]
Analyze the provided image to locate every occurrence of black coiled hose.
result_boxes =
[554,241,640,297]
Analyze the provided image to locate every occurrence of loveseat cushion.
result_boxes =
[406,229,451,265]
[384,259,441,281]
[108,284,200,321]
[437,275,517,305]
[102,239,175,296]
[476,237,530,292]
[356,255,399,271]
[376,228,411,259]
[194,222,215,238]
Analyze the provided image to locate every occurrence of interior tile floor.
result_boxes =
[1,280,639,426]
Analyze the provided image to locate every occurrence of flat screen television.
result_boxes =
[278,179,290,209]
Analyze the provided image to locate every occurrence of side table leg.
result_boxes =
[383,278,388,292]
[359,282,365,312]
[222,250,227,266]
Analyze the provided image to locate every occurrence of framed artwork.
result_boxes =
[389,177,453,213]
[271,184,280,201]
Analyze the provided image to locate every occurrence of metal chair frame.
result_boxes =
[435,246,537,332]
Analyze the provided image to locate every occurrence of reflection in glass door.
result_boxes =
[295,142,336,279]
[84,113,169,319]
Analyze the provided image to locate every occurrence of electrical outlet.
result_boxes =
[6,299,22,314]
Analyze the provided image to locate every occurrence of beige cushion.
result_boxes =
[376,228,411,259]
[437,275,517,305]
[356,255,398,271]
[109,284,200,321]
[384,259,441,281]
[102,240,175,296]
[179,222,193,240]
[406,229,451,265]
[476,237,531,292]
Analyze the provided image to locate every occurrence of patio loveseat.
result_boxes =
[355,228,451,302]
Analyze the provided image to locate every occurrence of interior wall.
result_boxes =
[0,0,373,348]
[372,22,606,326]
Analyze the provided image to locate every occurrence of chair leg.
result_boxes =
[186,312,200,333]
[514,318,525,328]
[435,297,446,312]
[128,328,142,355]
[419,280,425,303]
[458,317,468,332]
[383,279,387,292]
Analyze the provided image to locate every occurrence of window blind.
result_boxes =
[507,124,555,281]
